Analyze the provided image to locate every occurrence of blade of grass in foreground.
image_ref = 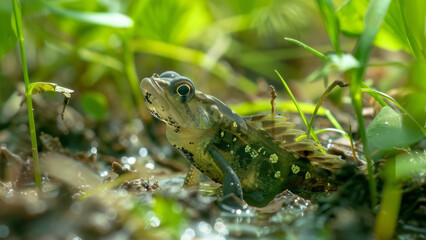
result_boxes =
[12,0,41,189]
[350,0,391,207]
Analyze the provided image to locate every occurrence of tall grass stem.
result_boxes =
[12,0,41,189]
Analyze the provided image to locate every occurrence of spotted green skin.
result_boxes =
[141,72,331,207]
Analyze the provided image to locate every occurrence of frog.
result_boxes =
[140,71,346,207]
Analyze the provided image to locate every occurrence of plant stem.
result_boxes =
[275,70,326,153]
[12,0,41,189]
[306,80,348,140]
[346,72,377,206]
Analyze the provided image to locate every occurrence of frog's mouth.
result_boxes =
[140,76,181,124]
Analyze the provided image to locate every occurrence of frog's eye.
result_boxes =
[171,78,195,102]
[177,83,191,96]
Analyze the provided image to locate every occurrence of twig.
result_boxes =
[270,85,277,114]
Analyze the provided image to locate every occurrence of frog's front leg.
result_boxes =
[208,146,243,199]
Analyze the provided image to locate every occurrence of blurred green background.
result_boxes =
[0,0,424,128]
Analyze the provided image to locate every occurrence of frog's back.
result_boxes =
[212,113,344,206]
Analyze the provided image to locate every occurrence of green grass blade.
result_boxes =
[398,0,425,61]
[353,0,392,81]
[275,70,326,153]
[360,82,388,107]
[350,0,392,207]
[316,0,341,54]
[284,38,327,60]
[12,0,41,189]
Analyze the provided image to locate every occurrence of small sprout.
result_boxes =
[245,145,251,153]
[220,131,224,137]
[269,153,278,163]
[233,137,237,142]
[233,122,238,128]
[274,171,281,178]
[291,164,300,174]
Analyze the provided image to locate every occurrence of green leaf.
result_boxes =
[353,0,391,82]
[336,0,367,36]
[361,88,426,136]
[374,0,409,52]
[0,3,17,57]
[316,0,341,54]
[367,106,423,150]
[43,1,133,28]
[308,53,359,82]
[27,82,74,98]
[399,0,426,61]
[395,152,426,180]
[81,91,108,120]
[337,0,410,52]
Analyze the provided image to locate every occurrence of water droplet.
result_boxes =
[139,147,148,157]
[197,222,212,234]
[181,228,195,240]
[90,147,98,154]
[127,157,136,165]
[150,216,161,227]
[214,220,228,235]
[129,134,139,144]
[100,171,109,178]
[145,162,155,170]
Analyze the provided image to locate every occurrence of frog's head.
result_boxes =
[141,71,220,130]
